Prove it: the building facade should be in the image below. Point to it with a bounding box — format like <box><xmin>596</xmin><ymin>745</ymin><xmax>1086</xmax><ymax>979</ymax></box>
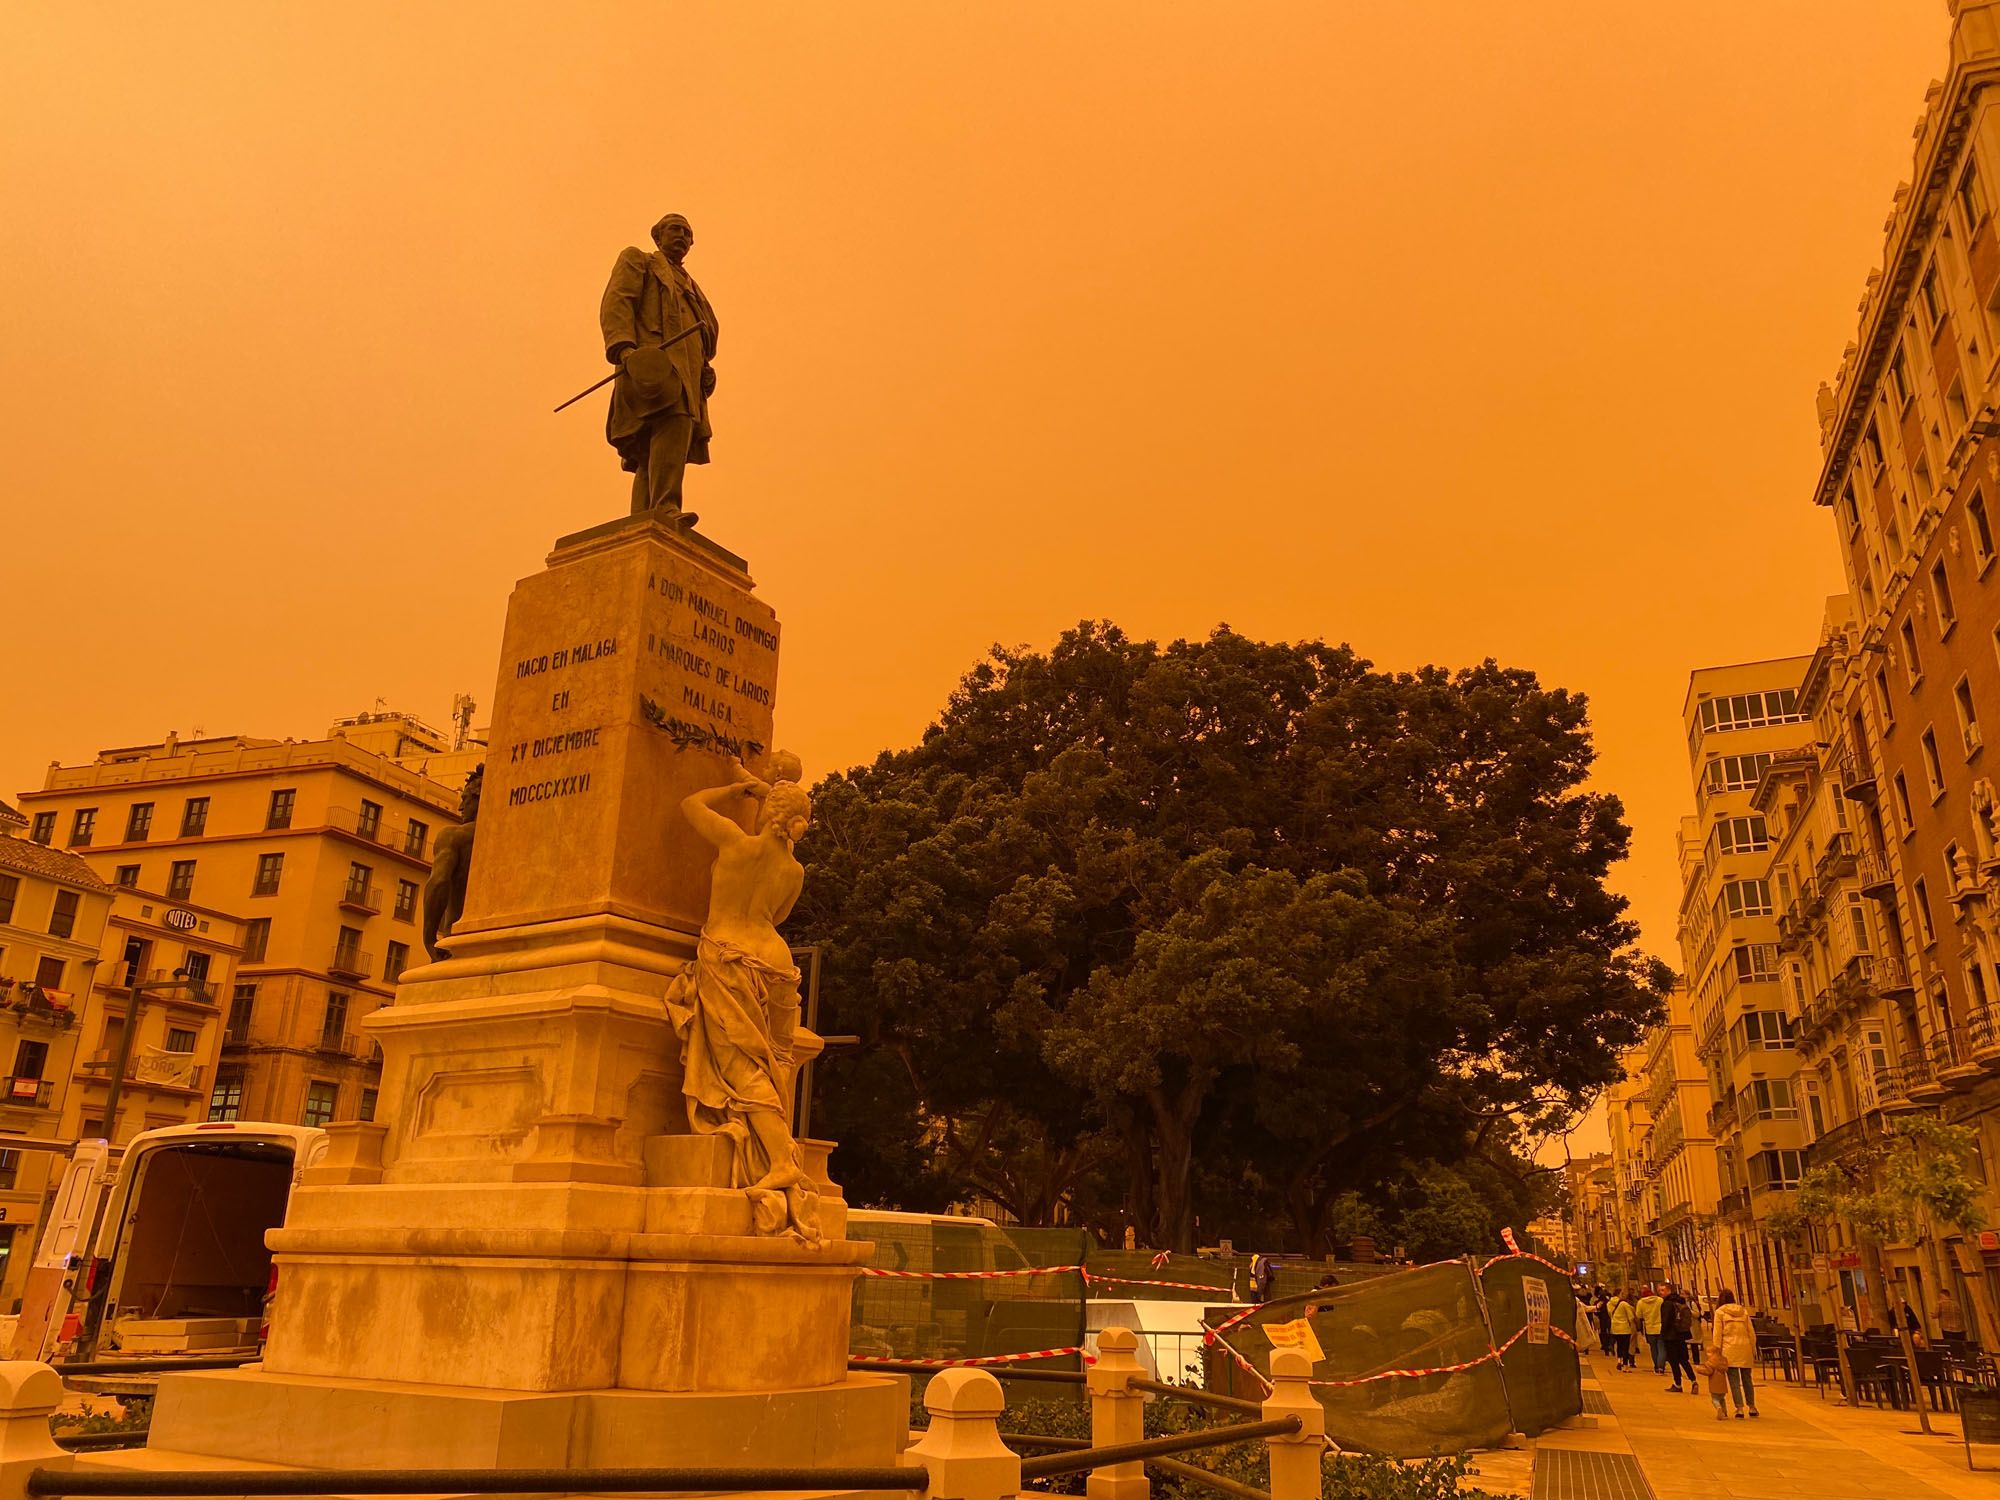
<box><xmin>1634</xmin><ymin>986</ymin><xmax>1721</xmax><ymax>1297</ymax></box>
<box><xmin>1798</xmin><ymin>0</ymin><xmax>2000</xmax><ymax>1338</ymax></box>
<box><xmin>1676</xmin><ymin>659</ymin><xmax>1816</xmax><ymax>1315</ymax></box>
<box><xmin>0</xmin><ymin>801</ymin><xmax>109</xmax><ymax>1308</ymax></box>
<box><xmin>15</xmin><ymin>726</ymin><xmax>462</xmax><ymax>1132</ymax></box>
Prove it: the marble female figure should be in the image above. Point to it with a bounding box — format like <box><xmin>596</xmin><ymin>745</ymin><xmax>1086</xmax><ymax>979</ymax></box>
<box><xmin>662</xmin><ymin>757</ymin><xmax>820</xmax><ymax>1244</ymax></box>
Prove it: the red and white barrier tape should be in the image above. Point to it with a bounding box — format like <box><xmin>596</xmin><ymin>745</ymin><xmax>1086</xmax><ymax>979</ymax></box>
<box><xmin>859</xmin><ymin>1264</ymin><xmax>1078</xmax><ymax>1281</ymax></box>
<box><xmin>850</xmin><ymin>1346</ymin><xmax>1091</xmax><ymax>1367</ymax></box>
<box><xmin>1305</xmin><ymin>1327</ymin><xmax>1526</xmax><ymax>1389</ymax></box>
<box><xmin>1082</xmin><ymin>1270</ymin><xmax>1234</xmax><ymax>1294</ymax></box>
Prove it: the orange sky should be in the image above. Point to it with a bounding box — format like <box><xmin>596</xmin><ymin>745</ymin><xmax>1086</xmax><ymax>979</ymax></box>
<box><xmin>0</xmin><ymin>3</ymin><xmax>1951</xmax><ymax>986</ymax></box>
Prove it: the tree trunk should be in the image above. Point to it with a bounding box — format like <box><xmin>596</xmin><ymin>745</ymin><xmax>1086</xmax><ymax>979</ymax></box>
<box><xmin>1859</xmin><ymin>1240</ymin><xmax>1893</xmax><ymax>1331</ymax></box>
<box><xmin>1153</xmin><ymin>1110</ymin><xmax>1196</xmax><ymax>1253</ymax></box>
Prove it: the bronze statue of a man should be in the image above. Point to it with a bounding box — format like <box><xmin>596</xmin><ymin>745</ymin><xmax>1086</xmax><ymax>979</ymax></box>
<box><xmin>600</xmin><ymin>213</ymin><xmax>719</xmax><ymax>524</ymax></box>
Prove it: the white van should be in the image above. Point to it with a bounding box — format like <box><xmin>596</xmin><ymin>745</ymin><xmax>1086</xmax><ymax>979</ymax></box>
<box><xmin>12</xmin><ymin>1121</ymin><xmax>326</xmax><ymax>1368</ymax></box>
<box><xmin>847</xmin><ymin>1210</ymin><xmax>1079</xmax><ymax>1363</ymax></box>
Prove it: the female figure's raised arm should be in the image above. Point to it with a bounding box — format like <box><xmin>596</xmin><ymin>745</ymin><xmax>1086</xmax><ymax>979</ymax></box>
<box><xmin>680</xmin><ymin>776</ymin><xmax>757</xmax><ymax>848</ymax></box>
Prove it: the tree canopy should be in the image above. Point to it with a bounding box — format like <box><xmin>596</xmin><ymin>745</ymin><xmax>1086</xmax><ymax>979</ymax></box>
<box><xmin>794</xmin><ymin>621</ymin><xmax>1668</xmax><ymax>1251</ymax></box>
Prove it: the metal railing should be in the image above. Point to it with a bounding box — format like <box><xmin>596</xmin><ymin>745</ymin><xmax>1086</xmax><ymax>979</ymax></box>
<box><xmin>1869</xmin><ymin>954</ymin><xmax>1914</xmax><ymax>993</ymax></box>
<box><xmin>328</xmin><ymin>945</ymin><xmax>373</xmax><ymax>978</ymax></box>
<box><xmin>1</xmin><ymin>1077</ymin><xmax>52</xmax><ymax>1107</ymax></box>
<box><xmin>340</xmin><ymin>881</ymin><xmax>381</xmax><ymax>913</ymax></box>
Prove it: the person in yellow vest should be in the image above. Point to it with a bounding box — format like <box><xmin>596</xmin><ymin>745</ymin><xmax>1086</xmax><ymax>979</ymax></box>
<box><xmin>1635</xmin><ymin>1284</ymin><xmax>1666</xmax><ymax>1373</ymax></box>
<box><xmin>1607</xmin><ymin>1290</ymin><xmax>1637</xmax><ymax>1369</ymax></box>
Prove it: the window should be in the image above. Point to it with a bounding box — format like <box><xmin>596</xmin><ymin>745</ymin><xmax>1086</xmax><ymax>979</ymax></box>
<box><xmin>1902</xmin><ymin>617</ymin><xmax>1923</xmax><ymax>686</ymax></box>
<box><xmin>1933</xmin><ymin>560</ymin><xmax>1958</xmax><ymax>633</ymax></box>
<box><xmin>1917</xmin><ymin>877</ymin><xmax>1938</xmax><ymax>946</ymax></box>
<box><xmin>1748</xmin><ymin>1148</ymin><xmax>1805</xmax><ymax>1191</ymax></box>
<box><xmin>1866</xmin><ymin>418</ymin><xmax>1887</xmax><ymax>473</ymax></box>
<box><xmin>0</xmin><ymin>875</ymin><xmax>15</xmax><ymax>925</ymax></box>
<box><xmin>48</xmin><ymin>891</ymin><xmax>78</xmax><ymax>940</ymax></box>
<box><xmin>405</xmin><ymin>819</ymin><xmax>429</xmax><ymax>858</ymax></box>
<box><xmin>119</xmin><ymin>937</ymin><xmax>149</xmax><ymax>986</ymax></box>
<box><xmin>1950</xmin><ymin>377</ymin><xmax>1971</xmax><ymax>434</ymax></box>
<box><xmin>12</xmin><ymin>1041</ymin><xmax>47</xmax><ymax>1081</ymax></box>
<box><xmin>243</xmin><ymin>917</ymin><xmax>270</xmax><ymax>963</ymax></box>
<box><xmin>124</xmin><ymin>803</ymin><xmax>153</xmax><ymax>842</ymax></box>
<box><xmin>1746</xmin><ymin>1078</ymin><xmax>1798</xmax><ymax>1121</ymax></box>
<box><xmin>1923</xmin><ymin>726</ymin><xmax>1947</xmax><ymax>800</ymax></box>
<box><xmin>345</xmin><ymin>862</ymin><xmax>373</xmax><ymax>906</ymax></box>
<box><xmin>209</xmin><ymin>1067</ymin><xmax>245</xmax><ymax>1122</ymax></box>
<box><xmin>1742</xmin><ymin>1012</ymin><xmax>1797</xmax><ymax>1050</ymax></box>
<box><xmin>181</xmin><ymin>950</ymin><xmax>211</xmax><ymax>991</ymax></box>
<box><xmin>1841</xmin><ymin>483</ymin><xmax>1862</xmax><ymax>535</ymax></box>
<box><xmin>1889</xmin><ymin>346</ymin><xmax>1911</xmax><ymax>408</ymax></box>
<box><xmin>267</xmin><ymin>789</ymin><xmax>295</xmax><ymax>830</ymax></box>
<box><xmin>1732</xmin><ymin>944</ymin><xmax>1780</xmax><ymax>984</ymax></box>
<box><xmin>1717</xmin><ymin>879</ymin><xmax>1773</xmax><ymax>923</ymax></box>
<box><xmin>1849</xmin><ymin>894</ymin><xmax>1873</xmax><ymax>952</ymax></box>
<box><xmin>322</xmin><ymin>991</ymin><xmax>350</xmax><ymax>1050</ymax></box>
<box><xmin>393</xmin><ymin>879</ymin><xmax>418</xmax><ymax>923</ymax></box>
<box><xmin>165</xmin><ymin>1027</ymin><xmax>197</xmax><ymax>1054</ymax></box>
<box><xmin>180</xmin><ymin>797</ymin><xmax>209</xmax><ymax>838</ymax></box>
<box><xmin>113</xmin><ymin>865</ymin><xmax>139</xmax><ymax>887</ymax></box>
<box><xmin>1704</xmin><ymin>754</ymin><xmax>1773</xmax><ymax>798</ymax></box>
<box><xmin>356</xmin><ymin>800</ymin><xmax>383</xmax><ymax>842</ymax></box>
<box><xmin>1922</xmin><ymin>265</ymin><xmax>1946</xmax><ymax>329</ymax></box>
<box><xmin>28</xmin><ymin>813</ymin><xmax>53</xmax><ymax>846</ymax></box>
<box><xmin>252</xmin><ymin>853</ymin><xmax>284</xmax><ymax>896</ymax></box>
<box><xmin>69</xmin><ymin>808</ymin><xmax>96</xmax><ymax>847</ymax></box>
<box><xmin>1694</xmin><ymin>690</ymin><xmax>1804</xmax><ymax>742</ymax></box>
<box><xmin>1894</xmin><ymin>771</ymin><xmax>1916</xmax><ymax>835</ymax></box>
<box><xmin>166</xmin><ymin>860</ymin><xmax>195</xmax><ymax>900</ymax></box>
<box><xmin>1876</xmin><ymin>667</ymin><xmax>1896</xmax><ymax>731</ymax></box>
<box><xmin>1957</xmin><ymin>677</ymin><xmax>1982</xmax><ymax>758</ymax></box>
<box><xmin>34</xmin><ymin>957</ymin><xmax>63</xmax><ymax>991</ymax></box>
<box><xmin>384</xmin><ymin>941</ymin><xmax>409</xmax><ymax>983</ymax></box>
<box><xmin>1973</xmin><ymin>491</ymin><xmax>1996</xmax><ymax>568</ymax></box>
<box><xmin>333</xmin><ymin>927</ymin><xmax>364</xmax><ymax>973</ymax></box>
<box><xmin>302</xmin><ymin>1080</ymin><xmax>338</xmax><ymax>1128</ymax></box>
<box><xmin>1713</xmin><ymin>816</ymin><xmax>1772</xmax><ymax>857</ymax></box>
<box><xmin>227</xmin><ymin>984</ymin><xmax>255</xmax><ymax>1042</ymax></box>
<box><xmin>359</xmin><ymin>1089</ymin><xmax>378</xmax><ymax>1122</ymax></box>
<box><xmin>1962</xmin><ymin>155</ymin><xmax>1991</xmax><ymax>235</ymax></box>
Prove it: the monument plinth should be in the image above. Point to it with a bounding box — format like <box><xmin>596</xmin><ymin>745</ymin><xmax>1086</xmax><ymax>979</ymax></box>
<box><xmin>113</xmin><ymin>517</ymin><xmax>907</xmax><ymax>1483</ymax></box>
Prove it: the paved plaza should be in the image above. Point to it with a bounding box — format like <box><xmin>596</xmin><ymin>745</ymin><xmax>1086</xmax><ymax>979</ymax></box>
<box><xmin>1522</xmin><ymin>1351</ymin><xmax>2000</xmax><ymax>1500</ymax></box>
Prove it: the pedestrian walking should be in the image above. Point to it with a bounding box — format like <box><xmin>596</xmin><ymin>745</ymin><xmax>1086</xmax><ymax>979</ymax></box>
<box><xmin>1699</xmin><ymin>1334</ymin><xmax>1732</xmax><ymax>1420</ymax></box>
<box><xmin>1709</xmin><ymin>1289</ymin><xmax>1758</xmax><ymax>1418</ymax></box>
<box><xmin>1593</xmin><ymin>1286</ymin><xmax>1614</xmax><ymax>1354</ymax></box>
<box><xmin>1939</xmin><ymin>1286</ymin><xmax>1967</xmax><ymax>1341</ymax></box>
<box><xmin>1609</xmin><ymin>1290</ymin><xmax>1636</xmax><ymax>1369</ymax></box>
<box><xmin>1662</xmin><ymin>1286</ymin><xmax>1699</xmax><ymax>1393</ymax></box>
<box><xmin>1636</xmin><ymin>1284</ymin><xmax>1666</xmax><ymax>1373</ymax></box>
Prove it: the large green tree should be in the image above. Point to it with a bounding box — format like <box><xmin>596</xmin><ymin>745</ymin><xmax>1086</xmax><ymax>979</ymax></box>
<box><xmin>794</xmin><ymin>622</ymin><xmax>1667</xmax><ymax>1250</ymax></box>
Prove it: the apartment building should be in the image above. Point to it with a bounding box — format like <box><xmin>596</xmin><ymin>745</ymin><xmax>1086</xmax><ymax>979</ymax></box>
<box><xmin>1802</xmin><ymin>0</ymin><xmax>2000</xmax><ymax>1332</ymax></box>
<box><xmin>1634</xmin><ymin>986</ymin><xmax>1720</xmax><ymax>1296</ymax></box>
<box><xmin>15</xmin><ymin>725</ymin><xmax>462</xmax><ymax>1131</ymax></box>
<box><xmin>1602</xmin><ymin>1054</ymin><xmax>1655</xmax><ymax>1290</ymax></box>
<box><xmin>1676</xmin><ymin>659</ymin><xmax>1816</xmax><ymax>1315</ymax></box>
<box><xmin>0</xmin><ymin>801</ymin><xmax>108</xmax><ymax>1308</ymax></box>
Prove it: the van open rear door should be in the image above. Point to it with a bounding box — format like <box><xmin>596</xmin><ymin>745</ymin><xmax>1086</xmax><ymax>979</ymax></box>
<box><xmin>10</xmin><ymin>1140</ymin><xmax>110</xmax><ymax>1360</ymax></box>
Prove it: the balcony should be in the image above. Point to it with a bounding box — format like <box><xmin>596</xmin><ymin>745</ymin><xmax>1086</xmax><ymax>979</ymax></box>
<box><xmin>1974</xmin><ymin>1007</ymin><xmax>2000</xmax><ymax>1070</ymax></box>
<box><xmin>1708</xmin><ymin>1093</ymin><xmax>1738</xmax><ymax>1133</ymax></box>
<box><xmin>1856</xmin><ymin>853</ymin><xmax>1896</xmax><ymax>898</ymax></box>
<box><xmin>0</xmin><ymin>981</ymin><xmax>77</xmax><ymax>1029</ymax></box>
<box><xmin>0</xmin><ymin>1077</ymin><xmax>52</xmax><ymax>1108</ymax></box>
<box><xmin>315</xmin><ymin>1030</ymin><xmax>359</xmax><ymax>1057</ymax></box>
<box><xmin>1868</xmin><ymin>954</ymin><xmax>1915</xmax><ymax>995</ymax></box>
<box><xmin>1807</xmin><ymin>1116</ymin><xmax>1871</xmax><ymax>1167</ymax></box>
<box><xmin>1873</xmin><ymin>1065</ymin><xmax>1920</xmax><ymax>1113</ymax></box>
<box><xmin>327</xmin><ymin>944</ymin><xmax>373</xmax><ymax>980</ymax></box>
<box><xmin>1816</xmin><ymin>831</ymin><xmax>1858</xmax><ymax>882</ymax></box>
<box><xmin>1717</xmin><ymin>1188</ymin><xmax>1750</xmax><ymax>1218</ymax></box>
<box><xmin>1837</xmin><ymin>751</ymin><xmax>1878</xmax><ymax>801</ymax></box>
<box><xmin>1934</xmin><ymin>1025</ymin><xmax>1985</xmax><ymax>1087</ymax></box>
<box><xmin>339</xmin><ymin>880</ymin><xmax>381</xmax><ymax>914</ymax></box>
<box><xmin>1907</xmin><ymin>1048</ymin><xmax>1947</xmax><ymax>1103</ymax></box>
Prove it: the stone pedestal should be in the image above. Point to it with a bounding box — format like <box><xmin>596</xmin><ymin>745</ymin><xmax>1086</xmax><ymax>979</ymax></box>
<box><xmin>112</xmin><ymin>517</ymin><xmax>906</xmax><ymax>1487</ymax></box>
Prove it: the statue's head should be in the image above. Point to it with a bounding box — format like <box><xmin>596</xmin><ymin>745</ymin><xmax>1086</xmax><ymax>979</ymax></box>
<box><xmin>762</xmin><ymin>778</ymin><xmax>811</xmax><ymax>844</ymax></box>
<box><xmin>460</xmin><ymin>764</ymin><xmax>484</xmax><ymax>820</ymax></box>
<box><xmin>652</xmin><ymin>213</ymin><xmax>694</xmax><ymax>265</ymax></box>
<box><xmin>764</xmin><ymin>748</ymin><xmax>803</xmax><ymax>786</ymax></box>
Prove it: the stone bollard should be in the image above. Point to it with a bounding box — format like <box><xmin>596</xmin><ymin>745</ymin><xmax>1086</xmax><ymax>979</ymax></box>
<box><xmin>905</xmin><ymin>1368</ymin><xmax>1020</xmax><ymax>1500</ymax></box>
<box><xmin>1086</xmin><ymin>1329</ymin><xmax>1148</xmax><ymax>1500</ymax></box>
<box><xmin>1261</xmin><ymin>1348</ymin><xmax>1327</xmax><ymax>1500</ymax></box>
<box><xmin>0</xmin><ymin>1363</ymin><xmax>72</xmax><ymax>1500</ymax></box>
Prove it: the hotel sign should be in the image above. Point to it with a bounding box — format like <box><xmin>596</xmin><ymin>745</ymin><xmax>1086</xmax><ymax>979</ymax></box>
<box><xmin>162</xmin><ymin>908</ymin><xmax>198</xmax><ymax>931</ymax></box>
